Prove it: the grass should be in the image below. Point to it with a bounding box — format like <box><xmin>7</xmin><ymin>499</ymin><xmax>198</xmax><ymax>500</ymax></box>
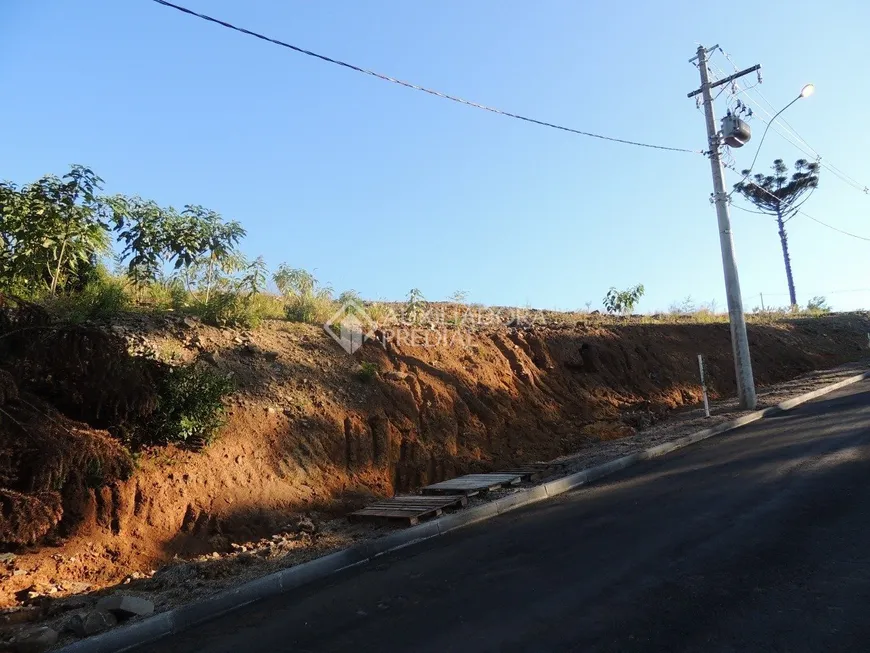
<box><xmin>26</xmin><ymin>269</ymin><xmax>855</xmax><ymax>335</ymax></box>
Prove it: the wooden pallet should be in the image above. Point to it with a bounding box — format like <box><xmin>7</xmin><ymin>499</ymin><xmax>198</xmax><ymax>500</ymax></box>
<box><xmin>348</xmin><ymin>494</ymin><xmax>468</xmax><ymax>526</ymax></box>
<box><xmin>421</xmin><ymin>473</ymin><xmax>523</xmax><ymax>497</ymax></box>
<box><xmin>496</xmin><ymin>463</ymin><xmax>563</xmax><ymax>483</ymax></box>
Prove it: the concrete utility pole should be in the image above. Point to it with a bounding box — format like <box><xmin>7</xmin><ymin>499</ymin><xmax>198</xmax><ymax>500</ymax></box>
<box><xmin>688</xmin><ymin>45</ymin><xmax>758</xmax><ymax>409</ymax></box>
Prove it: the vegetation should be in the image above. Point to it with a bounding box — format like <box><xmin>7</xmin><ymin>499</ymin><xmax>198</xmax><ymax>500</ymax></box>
<box><xmin>603</xmin><ymin>284</ymin><xmax>645</xmax><ymax>315</ymax></box>
<box><xmin>0</xmin><ymin>164</ymin><xmax>849</xmax><ymax>338</ymax></box>
<box><xmin>733</xmin><ymin>158</ymin><xmax>820</xmax><ymax>308</ymax></box>
<box><xmin>806</xmin><ymin>295</ymin><xmax>831</xmax><ymax>315</ymax></box>
<box><xmin>150</xmin><ymin>364</ymin><xmax>234</xmax><ymax>447</ymax></box>
<box><xmin>448</xmin><ymin>290</ymin><xmax>469</xmax><ymax>303</ymax></box>
<box><xmin>355</xmin><ymin>361</ymin><xmax>379</xmax><ymax>383</ymax></box>
<box><xmin>404</xmin><ymin>288</ymin><xmax>428</xmax><ymax>325</ymax></box>
<box><xmin>274</xmin><ymin>265</ymin><xmax>335</xmax><ymax>324</ymax></box>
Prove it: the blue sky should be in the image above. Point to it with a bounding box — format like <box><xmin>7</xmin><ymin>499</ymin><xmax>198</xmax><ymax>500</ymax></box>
<box><xmin>3</xmin><ymin>0</ymin><xmax>869</xmax><ymax>311</ymax></box>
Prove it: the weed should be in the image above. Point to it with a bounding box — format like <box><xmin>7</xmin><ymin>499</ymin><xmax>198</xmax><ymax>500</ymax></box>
<box><xmin>45</xmin><ymin>272</ymin><xmax>131</xmax><ymax>323</ymax></box>
<box><xmin>274</xmin><ymin>265</ymin><xmax>336</xmax><ymax>324</ymax></box>
<box><xmin>447</xmin><ymin>290</ymin><xmax>469</xmax><ymax>304</ymax></box>
<box><xmin>806</xmin><ymin>296</ymin><xmax>831</xmax><ymax>315</ymax></box>
<box><xmin>355</xmin><ymin>361</ymin><xmax>378</xmax><ymax>382</ymax></box>
<box><xmin>365</xmin><ymin>301</ymin><xmax>394</xmax><ymax>327</ymax></box>
<box><xmin>404</xmin><ymin>288</ymin><xmax>428</xmax><ymax>325</ymax></box>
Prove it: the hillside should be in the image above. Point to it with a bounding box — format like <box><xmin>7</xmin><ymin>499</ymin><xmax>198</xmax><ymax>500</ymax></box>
<box><xmin>1</xmin><ymin>308</ymin><xmax>869</xmax><ymax>610</ymax></box>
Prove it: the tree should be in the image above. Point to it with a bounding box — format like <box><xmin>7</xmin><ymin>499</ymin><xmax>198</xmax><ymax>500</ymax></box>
<box><xmin>0</xmin><ymin>165</ymin><xmax>112</xmax><ymax>296</ymax></box>
<box><xmin>110</xmin><ymin>200</ymin><xmax>246</xmax><ymax>299</ymax></box>
<box><xmin>733</xmin><ymin>158</ymin><xmax>819</xmax><ymax>308</ymax></box>
<box><xmin>109</xmin><ymin>195</ymin><xmax>178</xmax><ymax>284</ymax></box>
<box><xmin>179</xmin><ymin>205</ymin><xmax>246</xmax><ymax>302</ymax></box>
<box><xmin>603</xmin><ymin>284</ymin><xmax>645</xmax><ymax>315</ymax></box>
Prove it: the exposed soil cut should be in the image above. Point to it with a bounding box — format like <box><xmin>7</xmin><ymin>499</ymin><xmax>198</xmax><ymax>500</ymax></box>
<box><xmin>1</xmin><ymin>309</ymin><xmax>869</xmax><ymax>617</ymax></box>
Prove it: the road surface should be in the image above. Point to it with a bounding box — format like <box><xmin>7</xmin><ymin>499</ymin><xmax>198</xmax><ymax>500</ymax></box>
<box><xmin>135</xmin><ymin>380</ymin><xmax>870</xmax><ymax>653</ymax></box>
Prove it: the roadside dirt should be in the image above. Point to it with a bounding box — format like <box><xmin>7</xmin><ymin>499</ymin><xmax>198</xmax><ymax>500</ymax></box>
<box><xmin>1</xmin><ymin>310</ymin><xmax>869</xmax><ymax>646</ymax></box>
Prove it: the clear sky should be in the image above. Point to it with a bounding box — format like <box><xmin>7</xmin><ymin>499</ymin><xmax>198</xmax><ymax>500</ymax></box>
<box><xmin>3</xmin><ymin>0</ymin><xmax>869</xmax><ymax>312</ymax></box>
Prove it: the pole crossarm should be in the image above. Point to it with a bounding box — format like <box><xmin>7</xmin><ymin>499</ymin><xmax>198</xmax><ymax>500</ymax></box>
<box><xmin>688</xmin><ymin>64</ymin><xmax>761</xmax><ymax>98</ymax></box>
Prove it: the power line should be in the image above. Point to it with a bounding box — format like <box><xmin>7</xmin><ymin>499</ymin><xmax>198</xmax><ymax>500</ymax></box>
<box><xmin>730</xmin><ymin>202</ymin><xmax>772</xmax><ymax>216</ymax></box>
<box><xmin>150</xmin><ymin>0</ymin><xmax>699</xmax><ymax>154</ymax></box>
<box><xmin>723</xmin><ymin>160</ymin><xmax>870</xmax><ymax>241</ymax></box>
<box><xmin>799</xmin><ymin>210</ymin><xmax>870</xmax><ymax>242</ymax></box>
<box><xmin>717</xmin><ymin>49</ymin><xmax>870</xmax><ymax>196</ymax></box>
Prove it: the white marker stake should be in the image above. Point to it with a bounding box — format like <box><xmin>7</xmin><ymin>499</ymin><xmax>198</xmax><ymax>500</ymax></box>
<box><xmin>698</xmin><ymin>354</ymin><xmax>711</xmax><ymax>418</ymax></box>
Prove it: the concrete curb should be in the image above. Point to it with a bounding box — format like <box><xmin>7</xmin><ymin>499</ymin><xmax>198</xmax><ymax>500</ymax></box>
<box><xmin>59</xmin><ymin>369</ymin><xmax>870</xmax><ymax>652</ymax></box>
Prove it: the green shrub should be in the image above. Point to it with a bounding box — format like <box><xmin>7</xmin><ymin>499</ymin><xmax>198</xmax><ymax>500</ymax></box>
<box><xmin>355</xmin><ymin>361</ymin><xmax>378</xmax><ymax>382</ymax></box>
<box><xmin>365</xmin><ymin>301</ymin><xmax>394</xmax><ymax>327</ymax></box>
<box><xmin>273</xmin><ymin>265</ymin><xmax>335</xmax><ymax>324</ymax></box>
<box><xmin>403</xmin><ymin>288</ymin><xmax>427</xmax><ymax>325</ymax></box>
<box><xmin>151</xmin><ymin>364</ymin><xmax>234</xmax><ymax>446</ymax></box>
<box><xmin>45</xmin><ymin>273</ymin><xmax>131</xmax><ymax>323</ymax></box>
<box><xmin>604</xmin><ymin>284</ymin><xmax>645</xmax><ymax>316</ymax></box>
<box><xmin>250</xmin><ymin>292</ymin><xmax>286</xmax><ymax>320</ymax></box>
<box><xmin>284</xmin><ymin>294</ymin><xmax>336</xmax><ymax>325</ymax></box>
<box><xmin>806</xmin><ymin>296</ymin><xmax>831</xmax><ymax>315</ymax></box>
<box><xmin>134</xmin><ymin>279</ymin><xmax>190</xmax><ymax>311</ymax></box>
<box><xmin>193</xmin><ymin>291</ymin><xmax>285</xmax><ymax>329</ymax></box>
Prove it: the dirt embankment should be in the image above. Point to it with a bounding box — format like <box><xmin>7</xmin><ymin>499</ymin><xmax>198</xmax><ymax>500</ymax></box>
<box><xmin>1</xmin><ymin>311</ymin><xmax>869</xmax><ymax>607</ymax></box>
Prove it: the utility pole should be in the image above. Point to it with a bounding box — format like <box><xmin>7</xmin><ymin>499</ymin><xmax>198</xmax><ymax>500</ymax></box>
<box><xmin>688</xmin><ymin>45</ymin><xmax>758</xmax><ymax>409</ymax></box>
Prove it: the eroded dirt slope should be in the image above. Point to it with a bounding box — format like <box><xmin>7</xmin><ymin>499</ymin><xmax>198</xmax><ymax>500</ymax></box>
<box><xmin>1</xmin><ymin>312</ymin><xmax>868</xmax><ymax>607</ymax></box>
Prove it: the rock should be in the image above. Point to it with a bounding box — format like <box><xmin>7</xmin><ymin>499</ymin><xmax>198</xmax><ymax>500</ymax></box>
<box><xmin>296</xmin><ymin>516</ymin><xmax>316</xmax><ymax>535</ymax></box>
<box><xmin>110</xmin><ymin>325</ymin><xmax>126</xmax><ymax>336</ymax></box>
<box><xmin>182</xmin><ymin>316</ymin><xmax>199</xmax><ymax>329</ymax></box>
<box><xmin>201</xmin><ymin>351</ymin><xmax>220</xmax><ymax>366</ymax></box>
<box><xmin>0</xmin><ymin>553</ymin><xmax>16</xmax><ymax>564</ymax></box>
<box><xmin>66</xmin><ymin>609</ymin><xmax>117</xmax><ymax>637</ymax></box>
<box><xmin>10</xmin><ymin>626</ymin><xmax>58</xmax><ymax>653</ymax></box>
<box><xmin>266</xmin><ymin>406</ymin><xmax>276</xmax><ymax>415</ymax></box>
<box><xmin>13</xmin><ymin>587</ymin><xmax>39</xmax><ymax>603</ymax></box>
<box><xmin>95</xmin><ymin>595</ymin><xmax>154</xmax><ymax>620</ymax></box>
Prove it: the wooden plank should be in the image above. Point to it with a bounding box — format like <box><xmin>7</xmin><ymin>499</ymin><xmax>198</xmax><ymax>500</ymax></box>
<box><xmin>348</xmin><ymin>494</ymin><xmax>467</xmax><ymax>525</ymax></box>
<box><xmin>420</xmin><ymin>473</ymin><xmax>524</xmax><ymax>496</ymax></box>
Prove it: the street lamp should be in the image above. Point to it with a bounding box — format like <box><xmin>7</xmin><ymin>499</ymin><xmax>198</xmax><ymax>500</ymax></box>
<box><xmin>748</xmin><ymin>84</ymin><xmax>815</xmax><ymax>173</ymax></box>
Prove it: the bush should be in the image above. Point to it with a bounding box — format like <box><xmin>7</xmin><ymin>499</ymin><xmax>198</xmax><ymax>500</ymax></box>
<box><xmin>604</xmin><ymin>284</ymin><xmax>645</xmax><ymax>315</ymax></box>
<box><xmin>192</xmin><ymin>291</ymin><xmax>286</xmax><ymax>329</ymax></box>
<box><xmin>45</xmin><ymin>273</ymin><xmax>131</xmax><ymax>323</ymax></box>
<box><xmin>403</xmin><ymin>288</ymin><xmax>427</xmax><ymax>325</ymax></box>
<box><xmin>355</xmin><ymin>361</ymin><xmax>378</xmax><ymax>382</ymax></box>
<box><xmin>151</xmin><ymin>364</ymin><xmax>234</xmax><ymax>446</ymax></box>
<box><xmin>273</xmin><ymin>265</ymin><xmax>336</xmax><ymax>324</ymax></box>
<box><xmin>134</xmin><ymin>279</ymin><xmax>190</xmax><ymax>311</ymax></box>
<box><xmin>365</xmin><ymin>301</ymin><xmax>394</xmax><ymax>327</ymax></box>
<box><xmin>806</xmin><ymin>296</ymin><xmax>831</xmax><ymax>315</ymax></box>
<box><xmin>284</xmin><ymin>294</ymin><xmax>336</xmax><ymax>325</ymax></box>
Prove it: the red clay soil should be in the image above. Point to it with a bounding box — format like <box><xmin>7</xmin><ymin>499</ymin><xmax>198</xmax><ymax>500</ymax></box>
<box><xmin>1</xmin><ymin>312</ymin><xmax>868</xmax><ymax>607</ymax></box>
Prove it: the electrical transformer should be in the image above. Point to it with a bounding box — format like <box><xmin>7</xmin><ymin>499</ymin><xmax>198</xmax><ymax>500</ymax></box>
<box><xmin>721</xmin><ymin>113</ymin><xmax>751</xmax><ymax>148</ymax></box>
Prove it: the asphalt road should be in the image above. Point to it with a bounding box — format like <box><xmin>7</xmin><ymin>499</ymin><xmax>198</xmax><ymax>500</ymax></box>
<box><xmin>136</xmin><ymin>380</ymin><xmax>870</xmax><ymax>653</ymax></box>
